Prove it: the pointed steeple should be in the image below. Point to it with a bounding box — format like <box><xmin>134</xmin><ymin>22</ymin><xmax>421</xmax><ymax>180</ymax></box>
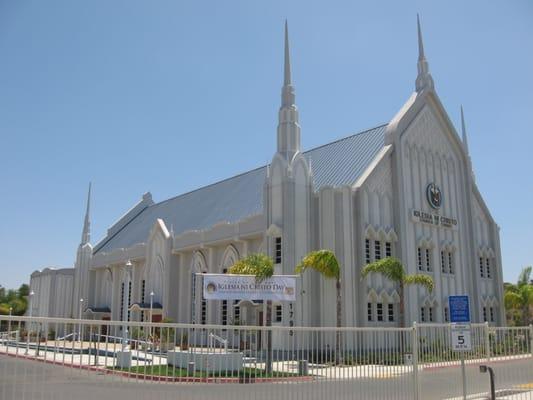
<box><xmin>284</xmin><ymin>20</ymin><xmax>291</xmax><ymax>86</ymax></box>
<box><xmin>81</xmin><ymin>182</ymin><xmax>91</xmax><ymax>245</ymax></box>
<box><xmin>460</xmin><ymin>105</ymin><xmax>469</xmax><ymax>154</ymax></box>
<box><xmin>277</xmin><ymin>20</ymin><xmax>301</xmax><ymax>158</ymax></box>
<box><xmin>415</xmin><ymin>14</ymin><xmax>434</xmax><ymax>92</ymax></box>
<box><xmin>281</xmin><ymin>20</ymin><xmax>296</xmax><ymax>107</ymax></box>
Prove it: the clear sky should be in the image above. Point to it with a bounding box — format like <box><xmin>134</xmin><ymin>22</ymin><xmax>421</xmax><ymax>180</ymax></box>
<box><xmin>0</xmin><ymin>0</ymin><xmax>532</xmax><ymax>289</ymax></box>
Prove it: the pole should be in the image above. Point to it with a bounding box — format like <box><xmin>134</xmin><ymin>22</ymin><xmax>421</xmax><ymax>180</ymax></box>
<box><xmin>8</xmin><ymin>307</ymin><xmax>12</xmax><ymax>338</ymax></box>
<box><xmin>461</xmin><ymin>352</ymin><xmax>467</xmax><ymax>400</ymax></box>
<box><xmin>484</xmin><ymin>321</ymin><xmax>491</xmax><ymax>362</ymax></box>
<box><xmin>122</xmin><ymin>260</ymin><xmax>132</xmax><ymax>351</ymax></box>
<box><xmin>150</xmin><ymin>292</ymin><xmax>154</xmax><ymax>339</ymax></box>
<box><xmin>529</xmin><ymin>324</ymin><xmax>533</xmax><ymax>358</ymax></box>
<box><xmin>265</xmin><ymin>300</ymin><xmax>272</xmax><ymax>374</ymax></box>
<box><xmin>488</xmin><ymin>367</ymin><xmax>495</xmax><ymax>400</ymax></box>
<box><xmin>79</xmin><ymin>298</ymin><xmax>84</xmax><ymax>342</ymax></box>
<box><xmin>412</xmin><ymin>322</ymin><xmax>420</xmax><ymax>400</ymax></box>
<box><xmin>479</xmin><ymin>365</ymin><xmax>496</xmax><ymax>400</ymax></box>
<box><xmin>25</xmin><ymin>291</ymin><xmax>34</xmax><ymax>355</ymax></box>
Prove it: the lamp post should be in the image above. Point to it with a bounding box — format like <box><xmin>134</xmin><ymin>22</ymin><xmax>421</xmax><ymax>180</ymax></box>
<box><xmin>25</xmin><ymin>290</ymin><xmax>34</xmax><ymax>355</ymax></box>
<box><xmin>8</xmin><ymin>307</ymin><xmax>12</xmax><ymax>344</ymax></box>
<box><xmin>149</xmin><ymin>291</ymin><xmax>154</xmax><ymax>338</ymax></box>
<box><xmin>78</xmin><ymin>298</ymin><xmax>84</xmax><ymax>342</ymax></box>
<box><xmin>122</xmin><ymin>260</ymin><xmax>132</xmax><ymax>350</ymax></box>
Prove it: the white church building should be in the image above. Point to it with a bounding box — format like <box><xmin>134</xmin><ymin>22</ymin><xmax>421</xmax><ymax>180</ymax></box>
<box><xmin>29</xmin><ymin>19</ymin><xmax>504</xmax><ymax>332</ymax></box>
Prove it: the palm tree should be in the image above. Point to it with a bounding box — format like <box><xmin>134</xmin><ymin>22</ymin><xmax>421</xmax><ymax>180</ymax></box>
<box><xmin>361</xmin><ymin>257</ymin><xmax>434</xmax><ymax>328</ymax></box>
<box><xmin>228</xmin><ymin>253</ymin><xmax>274</xmax><ymax>280</ymax></box>
<box><xmin>296</xmin><ymin>250</ymin><xmax>342</xmax><ymax>363</ymax></box>
<box><xmin>504</xmin><ymin>266</ymin><xmax>533</xmax><ymax>326</ymax></box>
<box><xmin>228</xmin><ymin>253</ymin><xmax>274</xmax><ymax>373</ymax></box>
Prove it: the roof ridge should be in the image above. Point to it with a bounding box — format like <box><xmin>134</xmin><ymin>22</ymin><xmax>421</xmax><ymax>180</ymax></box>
<box><xmin>154</xmin><ymin>165</ymin><xmax>267</xmax><ymax>207</ymax></box>
<box><xmin>153</xmin><ymin>123</ymin><xmax>387</xmax><ymax>208</ymax></box>
<box><xmin>303</xmin><ymin>123</ymin><xmax>388</xmax><ymax>154</ymax></box>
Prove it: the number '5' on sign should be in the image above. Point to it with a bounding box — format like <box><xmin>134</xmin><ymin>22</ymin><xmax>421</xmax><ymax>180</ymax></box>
<box><xmin>451</xmin><ymin>324</ymin><xmax>472</xmax><ymax>351</ymax></box>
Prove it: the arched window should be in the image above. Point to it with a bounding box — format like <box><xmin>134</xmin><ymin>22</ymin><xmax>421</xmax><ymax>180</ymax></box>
<box><xmin>221</xmin><ymin>245</ymin><xmax>239</xmax><ymax>271</ymax></box>
<box><xmin>191</xmin><ymin>251</ymin><xmax>208</xmax><ymax>324</ymax></box>
<box><xmin>145</xmin><ymin>256</ymin><xmax>164</xmax><ymax>305</ymax></box>
<box><xmin>102</xmin><ymin>268</ymin><xmax>113</xmax><ymax>307</ymax></box>
<box><xmin>221</xmin><ymin>246</ymin><xmax>239</xmax><ymax>326</ymax></box>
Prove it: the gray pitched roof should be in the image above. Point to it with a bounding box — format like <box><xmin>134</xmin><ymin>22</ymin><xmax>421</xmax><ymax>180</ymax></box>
<box><xmin>94</xmin><ymin>124</ymin><xmax>387</xmax><ymax>254</ymax></box>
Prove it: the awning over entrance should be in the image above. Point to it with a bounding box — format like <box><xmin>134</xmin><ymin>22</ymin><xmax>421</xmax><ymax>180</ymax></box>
<box><xmin>85</xmin><ymin>307</ymin><xmax>111</xmax><ymax>317</ymax></box>
<box><xmin>128</xmin><ymin>302</ymin><xmax>163</xmax><ymax>314</ymax></box>
<box><xmin>234</xmin><ymin>299</ymin><xmax>263</xmax><ymax>308</ymax></box>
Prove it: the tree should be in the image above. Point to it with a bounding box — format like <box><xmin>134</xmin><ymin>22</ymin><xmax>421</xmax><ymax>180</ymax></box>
<box><xmin>18</xmin><ymin>284</ymin><xmax>29</xmax><ymax>298</ymax></box>
<box><xmin>296</xmin><ymin>250</ymin><xmax>342</xmax><ymax>362</ymax></box>
<box><xmin>0</xmin><ymin>284</ymin><xmax>28</xmax><ymax>316</ymax></box>
<box><xmin>504</xmin><ymin>266</ymin><xmax>533</xmax><ymax>326</ymax></box>
<box><xmin>229</xmin><ymin>253</ymin><xmax>274</xmax><ymax>372</ymax></box>
<box><xmin>229</xmin><ymin>253</ymin><xmax>274</xmax><ymax>280</ymax></box>
<box><xmin>361</xmin><ymin>257</ymin><xmax>434</xmax><ymax>328</ymax></box>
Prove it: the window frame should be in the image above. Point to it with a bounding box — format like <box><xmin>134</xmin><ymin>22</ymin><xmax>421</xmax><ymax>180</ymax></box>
<box><xmin>448</xmin><ymin>252</ymin><xmax>454</xmax><ymax>274</ymax></box>
<box><xmin>376</xmin><ymin>302</ymin><xmax>383</xmax><ymax>322</ymax></box>
<box><xmin>425</xmin><ymin>248</ymin><xmax>432</xmax><ymax>272</ymax></box>
<box><xmin>374</xmin><ymin>241</ymin><xmax>382</xmax><ymax>261</ymax></box>
<box><xmin>388</xmin><ymin>303</ymin><xmax>394</xmax><ymax>322</ymax></box>
<box><xmin>275</xmin><ymin>305</ymin><xmax>283</xmax><ymax>323</ymax></box>
<box><xmin>275</xmin><ymin>237</ymin><xmax>282</xmax><ymax>264</ymax></box>
<box><xmin>365</xmin><ymin>239</ymin><xmax>371</xmax><ymax>264</ymax></box>
<box><xmin>385</xmin><ymin>242</ymin><xmax>392</xmax><ymax>258</ymax></box>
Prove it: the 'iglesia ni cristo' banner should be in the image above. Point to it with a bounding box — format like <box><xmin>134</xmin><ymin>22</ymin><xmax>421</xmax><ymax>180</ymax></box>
<box><xmin>202</xmin><ymin>274</ymin><xmax>297</xmax><ymax>301</ymax></box>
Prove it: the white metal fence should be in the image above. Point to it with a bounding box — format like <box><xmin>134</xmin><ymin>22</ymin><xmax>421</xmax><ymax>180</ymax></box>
<box><xmin>0</xmin><ymin>316</ymin><xmax>531</xmax><ymax>400</ymax></box>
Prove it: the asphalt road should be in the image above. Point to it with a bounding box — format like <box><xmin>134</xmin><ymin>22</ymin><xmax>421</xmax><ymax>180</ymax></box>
<box><xmin>1</xmin><ymin>355</ymin><xmax>531</xmax><ymax>400</ymax></box>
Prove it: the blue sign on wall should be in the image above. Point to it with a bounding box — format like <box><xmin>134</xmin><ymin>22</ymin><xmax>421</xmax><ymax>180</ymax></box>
<box><xmin>449</xmin><ymin>295</ymin><xmax>470</xmax><ymax>323</ymax></box>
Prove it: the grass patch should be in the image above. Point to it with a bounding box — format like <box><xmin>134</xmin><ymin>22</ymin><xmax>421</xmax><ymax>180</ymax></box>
<box><xmin>108</xmin><ymin>365</ymin><xmax>301</xmax><ymax>378</ymax></box>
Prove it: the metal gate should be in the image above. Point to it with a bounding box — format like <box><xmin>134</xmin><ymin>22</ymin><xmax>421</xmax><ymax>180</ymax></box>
<box><xmin>1</xmin><ymin>316</ymin><xmax>532</xmax><ymax>400</ymax></box>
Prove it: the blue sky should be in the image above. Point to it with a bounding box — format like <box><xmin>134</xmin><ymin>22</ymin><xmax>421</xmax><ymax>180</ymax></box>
<box><xmin>0</xmin><ymin>0</ymin><xmax>531</xmax><ymax>289</ymax></box>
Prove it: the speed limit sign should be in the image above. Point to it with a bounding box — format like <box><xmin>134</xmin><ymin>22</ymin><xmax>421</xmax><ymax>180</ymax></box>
<box><xmin>451</xmin><ymin>324</ymin><xmax>472</xmax><ymax>351</ymax></box>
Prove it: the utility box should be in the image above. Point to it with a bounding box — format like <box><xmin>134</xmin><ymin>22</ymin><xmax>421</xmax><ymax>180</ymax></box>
<box><xmin>116</xmin><ymin>351</ymin><xmax>132</xmax><ymax>368</ymax></box>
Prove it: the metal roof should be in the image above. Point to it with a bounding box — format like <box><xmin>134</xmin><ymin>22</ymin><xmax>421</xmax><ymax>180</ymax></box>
<box><xmin>94</xmin><ymin>124</ymin><xmax>387</xmax><ymax>254</ymax></box>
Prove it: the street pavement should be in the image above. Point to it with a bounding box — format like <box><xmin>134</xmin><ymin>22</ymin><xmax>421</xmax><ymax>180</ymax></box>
<box><xmin>1</xmin><ymin>354</ymin><xmax>531</xmax><ymax>400</ymax></box>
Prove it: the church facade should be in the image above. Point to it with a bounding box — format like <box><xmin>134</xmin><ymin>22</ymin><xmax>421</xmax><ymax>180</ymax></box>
<box><xmin>29</xmin><ymin>19</ymin><xmax>504</xmax><ymax>332</ymax></box>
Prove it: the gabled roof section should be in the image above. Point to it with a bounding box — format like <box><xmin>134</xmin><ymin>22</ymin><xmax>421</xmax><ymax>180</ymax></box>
<box><xmin>308</xmin><ymin>124</ymin><xmax>387</xmax><ymax>189</ymax></box>
<box><xmin>94</xmin><ymin>124</ymin><xmax>387</xmax><ymax>254</ymax></box>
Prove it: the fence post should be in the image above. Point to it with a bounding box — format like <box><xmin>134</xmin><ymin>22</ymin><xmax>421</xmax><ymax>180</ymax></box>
<box><xmin>484</xmin><ymin>322</ymin><xmax>491</xmax><ymax>362</ymax></box>
<box><xmin>412</xmin><ymin>322</ymin><xmax>420</xmax><ymax>400</ymax></box>
<box><xmin>529</xmin><ymin>324</ymin><xmax>533</xmax><ymax>358</ymax></box>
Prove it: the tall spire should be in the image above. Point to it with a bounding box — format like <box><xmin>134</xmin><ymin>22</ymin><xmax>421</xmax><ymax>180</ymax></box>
<box><xmin>81</xmin><ymin>182</ymin><xmax>91</xmax><ymax>245</ymax></box>
<box><xmin>415</xmin><ymin>14</ymin><xmax>434</xmax><ymax>92</ymax></box>
<box><xmin>277</xmin><ymin>20</ymin><xmax>300</xmax><ymax>157</ymax></box>
<box><xmin>281</xmin><ymin>20</ymin><xmax>296</xmax><ymax>108</ymax></box>
<box><xmin>284</xmin><ymin>20</ymin><xmax>291</xmax><ymax>86</ymax></box>
<box><xmin>460</xmin><ymin>105</ymin><xmax>469</xmax><ymax>154</ymax></box>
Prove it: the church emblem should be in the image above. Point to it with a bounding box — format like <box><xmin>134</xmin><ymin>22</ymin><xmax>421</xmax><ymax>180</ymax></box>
<box><xmin>206</xmin><ymin>282</ymin><xmax>217</xmax><ymax>294</ymax></box>
<box><xmin>426</xmin><ymin>183</ymin><xmax>442</xmax><ymax>209</ymax></box>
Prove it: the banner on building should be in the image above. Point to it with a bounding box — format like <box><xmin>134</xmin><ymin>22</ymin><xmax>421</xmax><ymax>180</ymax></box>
<box><xmin>202</xmin><ymin>274</ymin><xmax>297</xmax><ymax>301</ymax></box>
